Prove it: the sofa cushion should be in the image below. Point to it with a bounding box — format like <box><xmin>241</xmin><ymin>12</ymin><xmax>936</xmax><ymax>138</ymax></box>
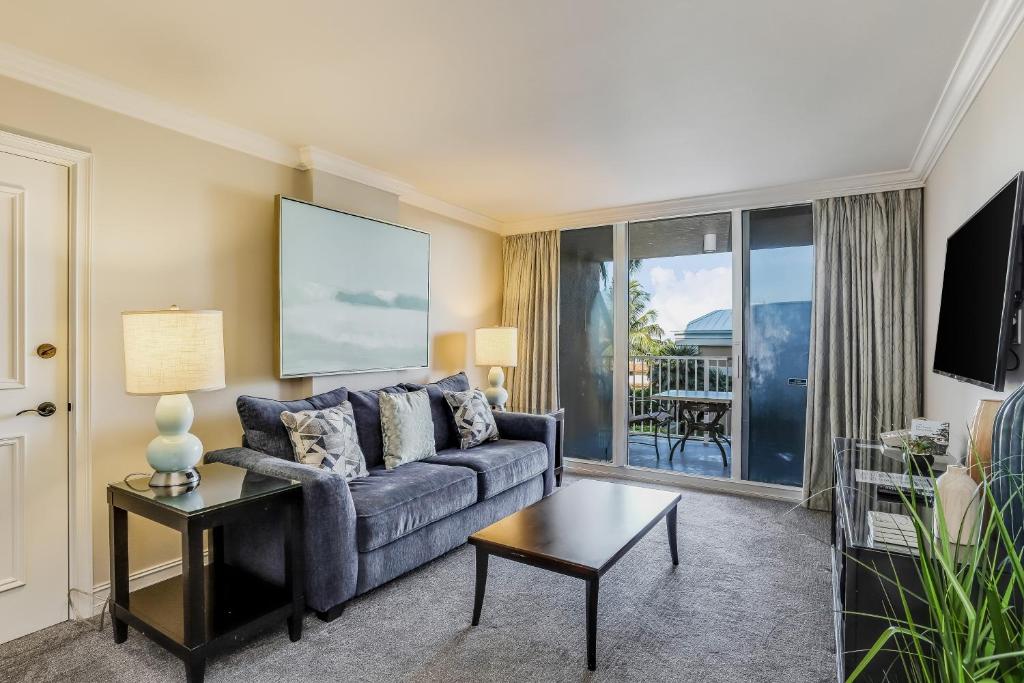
<box><xmin>237</xmin><ymin>387</ymin><xmax>349</xmax><ymax>460</ymax></box>
<box><xmin>402</xmin><ymin>372</ymin><xmax>471</xmax><ymax>452</ymax></box>
<box><xmin>426</xmin><ymin>439</ymin><xmax>548</xmax><ymax>500</ymax></box>
<box><xmin>347</xmin><ymin>385</ymin><xmax>407</xmax><ymax>469</ymax></box>
<box><xmin>346</xmin><ymin>462</ymin><xmax>477</xmax><ymax>552</ymax></box>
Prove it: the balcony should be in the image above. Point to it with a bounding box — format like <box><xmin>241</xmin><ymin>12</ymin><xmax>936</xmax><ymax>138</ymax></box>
<box><xmin>628</xmin><ymin>354</ymin><xmax>733</xmax><ymax>477</ymax></box>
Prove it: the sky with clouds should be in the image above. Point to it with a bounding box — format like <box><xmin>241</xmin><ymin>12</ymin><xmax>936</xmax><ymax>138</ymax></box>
<box><xmin>634</xmin><ymin>247</ymin><xmax>813</xmax><ymax>336</ymax></box>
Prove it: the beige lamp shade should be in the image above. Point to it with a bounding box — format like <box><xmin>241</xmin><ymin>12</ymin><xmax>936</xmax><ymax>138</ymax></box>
<box><xmin>122</xmin><ymin>308</ymin><xmax>226</xmax><ymax>395</ymax></box>
<box><xmin>475</xmin><ymin>327</ymin><xmax>518</xmax><ymax>367</ymax></box>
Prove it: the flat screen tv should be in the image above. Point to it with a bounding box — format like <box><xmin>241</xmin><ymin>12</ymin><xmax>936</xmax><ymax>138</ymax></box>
<box><xmin>277</xmin><ymin>196</ymin><xmax>430</xmax><ymax>378</ymax></box>
<box><xmin>933</xmin><ymin>173</ymin><xmax>1024</xmax><ymax>390</ymax></box>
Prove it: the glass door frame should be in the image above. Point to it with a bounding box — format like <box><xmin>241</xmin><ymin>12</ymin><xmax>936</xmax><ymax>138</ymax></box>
<box><xmin>563</xmin><ymin>206</ymin><xmax>809</xmax><ymax>502</ymax></box>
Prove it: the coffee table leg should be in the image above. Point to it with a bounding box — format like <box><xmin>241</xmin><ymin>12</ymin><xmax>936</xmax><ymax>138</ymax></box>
<box><xmin>667</xmin><ymin>504</ymin><xmax>679</xmax><ymax>565</ymax></box>
<box><xmin>586</xmin><ymin>577</ymin><xmax>599</xmax><ymax>671</ymax></box>
<box><xmin>471</xmin><ymin>546</ymin><xmax>488</xmax><ymax>626</ymax></box>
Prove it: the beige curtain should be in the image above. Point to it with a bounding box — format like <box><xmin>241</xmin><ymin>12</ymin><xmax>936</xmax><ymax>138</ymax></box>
<box><xmin>803</xmin><ymin>188</ymin><xmax>923</xmax><ymax>510</ymax></box>
<box><xmin>501</xmin><ymin>231</ymin><xmax>559</xmax><ymax>413</ymax></box>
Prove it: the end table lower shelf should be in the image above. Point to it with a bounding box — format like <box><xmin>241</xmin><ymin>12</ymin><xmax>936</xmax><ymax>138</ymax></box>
<box><xmin>110</xmin><ymin>564</ymin><xmax>296</xmax><ymax>657</ymax></box>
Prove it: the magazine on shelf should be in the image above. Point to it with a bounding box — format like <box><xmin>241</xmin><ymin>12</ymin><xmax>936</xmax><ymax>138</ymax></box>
<box><xmin>868</xmin><ymin>511</ymin><xmax>919</xmax><ymax>551</ymax></box>
<box><xmin>854</xmin><ymin>469</ymin><xmax>934</xmax><ymax>500</ymax></box>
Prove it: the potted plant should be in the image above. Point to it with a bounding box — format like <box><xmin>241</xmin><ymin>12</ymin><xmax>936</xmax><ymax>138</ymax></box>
<box><xmin>846</xmin><ymin>450</ymin><xmax>1024</xmax><ymax>682</ymax></box>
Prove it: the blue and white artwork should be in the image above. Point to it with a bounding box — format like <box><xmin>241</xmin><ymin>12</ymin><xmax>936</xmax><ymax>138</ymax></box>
<box><xmin>278</xmin><ymin>197</ymin><xmax>429</xmax><ymax>377</ymax></box>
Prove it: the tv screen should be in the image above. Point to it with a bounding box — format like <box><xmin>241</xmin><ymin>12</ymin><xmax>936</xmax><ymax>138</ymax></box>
<box><xmin>933</xmin><ymin>173</ymin><xmax>1024</xmax><ymax>390</ymax></box>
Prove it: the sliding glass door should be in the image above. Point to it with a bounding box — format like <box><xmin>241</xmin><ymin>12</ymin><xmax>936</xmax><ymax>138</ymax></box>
<box><xmin>625</xmin><ymin>214</ymin><xmax>733</xmax><ymax>478</ymax></box>
<box><xmin>557</xmin><ymin>204</ymin><xmax>812</xmax><ymax>495</ymax></box>
<box><xmin>741</xmin><ymin>206</ymin><xmax>813</xmax><ymax>486</ymax></box>
<box><xmin>558</xmin><ymin>226</ymin><xmax>615</xmax><ymax>462</ymax></box>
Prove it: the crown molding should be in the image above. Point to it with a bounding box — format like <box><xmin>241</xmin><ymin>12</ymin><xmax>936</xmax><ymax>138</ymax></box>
<box><xmin>0</xmin><ymin>41</ymin><xmax>300</xmax><ymax>167</ymax></box>
<box><xmin>398</xmin><ymin>190</ymin><xmax>503</xmax><ymax>233</ymax></box>
<box><xmin>501</xmin><ymin>168</ymin><xmax>924</xmax><ymax>234</ymax></box>
<box><xmin>910</xmin><ymin>0</ymin><xmax>1024</xmax><ymax>179</ymax></box>
<box><xmin>297</xmin><ymin>145</ymin><xmax>414</xmax><ymax>196</ymax></box>
<box><xmin>296</xmin><ymin>146</ymin><xmax>502</xmax><ymax>231</ymax></box>
<box><xmin>0</xmin><ymin>41</ymin><xmax>504</xmax><ymax>233</ymax></box>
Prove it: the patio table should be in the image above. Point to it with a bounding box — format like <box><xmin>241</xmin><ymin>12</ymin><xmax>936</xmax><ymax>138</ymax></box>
<box><xmin>649</xmin><ymin>390</ymin><xmax>733</xmax><ymax>467</ymax></box>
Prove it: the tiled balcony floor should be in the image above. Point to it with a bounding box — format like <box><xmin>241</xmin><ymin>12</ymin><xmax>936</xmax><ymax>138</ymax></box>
<box><xmin>626</xmin><ymin>432</ymin><xmax>731</xmax><ymax>478</ymax></box>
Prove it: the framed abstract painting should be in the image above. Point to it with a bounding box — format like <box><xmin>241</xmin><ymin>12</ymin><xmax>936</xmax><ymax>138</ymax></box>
<box><xmin>277</xmin><ymin>196</ymin><xmax>430</xmax><ymax>377</ymax></box>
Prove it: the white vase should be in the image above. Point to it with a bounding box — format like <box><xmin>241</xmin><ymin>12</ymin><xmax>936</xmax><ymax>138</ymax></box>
<box><xmin>933</xmin><ymin>465</ymin><xmax>981</xmax><ymax>546</ymax></box>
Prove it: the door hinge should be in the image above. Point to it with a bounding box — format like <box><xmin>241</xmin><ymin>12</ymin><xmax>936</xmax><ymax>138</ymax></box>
<box><xmin>68</xmin><ymin>402</ymin><xmax>72</xmax><ymax>413</ymax></box>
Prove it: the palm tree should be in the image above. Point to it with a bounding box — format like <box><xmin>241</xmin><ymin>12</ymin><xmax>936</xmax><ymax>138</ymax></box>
<box><xmin>628</xmin><ymin>278</ymin><xmax>668</xmax><ymax>355</ymax></box>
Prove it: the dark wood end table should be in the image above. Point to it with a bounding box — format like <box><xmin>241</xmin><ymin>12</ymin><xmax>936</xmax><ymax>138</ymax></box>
<box><xmin>468</xmin><ymin>479</ymin><xmax>680</xmax><ymax>670</ymax></box>
<box><xmin>107</xmin><ymin>463</ymin><xmax>304</xmax><ymax>683</ymax></box>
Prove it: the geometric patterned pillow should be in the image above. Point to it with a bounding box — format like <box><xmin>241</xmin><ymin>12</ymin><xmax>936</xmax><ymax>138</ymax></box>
<box><xmin>280</xmin><ymin>402</ymin><xmax>368</xmax><ymax>480</ymax></box>
<box><xmin>443</xmin><ymin>389</ymin><xmax>499</xmax><ymax>450</ymax></box>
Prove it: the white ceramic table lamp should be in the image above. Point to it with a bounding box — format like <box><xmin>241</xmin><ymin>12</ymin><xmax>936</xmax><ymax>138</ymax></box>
<box><xmin>475</xmin><ymin>327</ymin><xmax>518</xmax><ymax>410</ymax></box>
<box><xmin>122</xmin><ymin>307</ymin><xmax>225</xmax><ymax>490</ymax></box>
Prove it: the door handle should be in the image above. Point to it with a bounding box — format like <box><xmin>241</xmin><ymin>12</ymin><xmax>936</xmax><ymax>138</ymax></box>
<box><xmin>16</xmin><ymin>401</ymin><xmax>57</xmax><ymax>417</ymax></box>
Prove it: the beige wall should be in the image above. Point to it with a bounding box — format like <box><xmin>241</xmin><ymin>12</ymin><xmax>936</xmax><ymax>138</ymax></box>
<box><xmin>0</xmin><ymin>75</ymin><xmax>502</xmax><ymax>591</ymax></box>
<box><xmin>923</xmin><ymin>25</ymin><xmax>1024</xmax><ymax>458</ymax></box>
<box><xmin>305</xmin><ymin>172</ymin><xmax>501</xmax><ymax>395</ymax></box>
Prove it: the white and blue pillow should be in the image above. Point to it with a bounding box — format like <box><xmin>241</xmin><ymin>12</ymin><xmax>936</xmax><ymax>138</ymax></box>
<box><xmin>280</xmin><ymin>402</ymin><xmax>368</xmax><ymax>480</ymax></box>
<box><xmin>444</xmin><ymin>389</ymin><xmax>499</xmax><ymax>449</ymax></box>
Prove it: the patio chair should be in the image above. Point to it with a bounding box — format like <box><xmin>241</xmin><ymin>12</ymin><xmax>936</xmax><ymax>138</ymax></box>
<box><xmin>627</xmin><ymin>407</ymin><xmax>675</xmax><ymax>459</ymax></box>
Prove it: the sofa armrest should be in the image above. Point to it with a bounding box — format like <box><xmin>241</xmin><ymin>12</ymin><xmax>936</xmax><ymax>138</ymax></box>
<box><xmin>493</xmin><ymin>412</ymin><xmax>556</xmax><ymax>495</ymax></box>
<box><xmin>205</xmin><ymin>447</ymin><xmax>359</xmax><ymax>610</ymax></box>
<box><xmin>207</xmin><ymin>445</ymin><xmax>337</xmax><ymax>485</ymax></box>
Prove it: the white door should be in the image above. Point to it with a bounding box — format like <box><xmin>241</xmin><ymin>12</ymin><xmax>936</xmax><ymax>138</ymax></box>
<box><xmin>0</xmin><ymin>151</ymin><xmax>70</xmax><ymax>643</ymax></box>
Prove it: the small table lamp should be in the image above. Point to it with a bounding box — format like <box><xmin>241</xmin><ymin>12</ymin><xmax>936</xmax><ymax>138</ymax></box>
<box><xmin>122</xmin><ymin>306</ymin><xmax>225</xmax><ymax>490</ymax></box>
<box><xmin>475</xmin><ymin>326</ymin><xmax>518</xmax><ymax>410</ymax></box>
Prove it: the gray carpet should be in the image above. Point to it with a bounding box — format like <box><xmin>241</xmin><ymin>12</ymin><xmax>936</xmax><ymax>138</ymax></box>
<box><xmin>0</xmin><ymin>475</ymin><xmax>834</xmax><ymax>682</ymax></box>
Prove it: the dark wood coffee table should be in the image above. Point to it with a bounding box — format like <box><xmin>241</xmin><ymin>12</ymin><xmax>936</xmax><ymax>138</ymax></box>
<box><xmin>468</xmin><ymin>479</ymin><xmax>681</xmax><ymax>670</ymax></box>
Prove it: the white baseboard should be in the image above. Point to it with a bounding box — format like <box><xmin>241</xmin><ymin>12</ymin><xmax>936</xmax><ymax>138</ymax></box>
<box><xmin>565</xmin><ymin>459</ymin><xmax>804</xmax><ymax>503</ymax></box>
<box><xmin>84</xmin><ymin>551</ymin><xmax>209</xmax><ymax>618</ymax></box>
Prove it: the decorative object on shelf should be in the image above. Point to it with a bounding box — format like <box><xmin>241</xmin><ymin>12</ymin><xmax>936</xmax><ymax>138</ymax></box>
<box><xmin>967</xmin><ymin>399</ymin><xmax>1002</xmax><ymax>482</ymax></box>
<box><xmin>898</xmin><ymin>417</ymin><xmax>949</xmax><ymax>471</ymax></box>
<box><xmin>910</xmin><ymin>418</ymin><xmax>949</xmax><ymax>454</ymax></box>
<box><xmin>879</xmin><ymin>428</ymin><xmax>910</xmax><ymax>448</ymax></box>
<box><xmin>475</xmin><ymin>326</ymin><xmax>518</xmax><ymax>410</ymax></box>
<box><xmin>122</xmin><ymin>306</ymin><xmax>225</xmax><ymax>492</ymax></box>
<box><xmin>933</xmin><ymin>462</ymin><xmax>981</xmax><ymax>546</ymax></box>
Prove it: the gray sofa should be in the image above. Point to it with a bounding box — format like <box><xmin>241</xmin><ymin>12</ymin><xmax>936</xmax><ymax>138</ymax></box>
<box><xmin>205</xmin><ymin>372</ymin><xmax>556</xmax><ymax>620</ymax></box>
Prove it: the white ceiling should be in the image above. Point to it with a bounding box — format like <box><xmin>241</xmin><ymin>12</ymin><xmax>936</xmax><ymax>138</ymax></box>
<box><xmin>0</xmin><ymin>0</ymin><xmax>987</xmax><ymax>224</ymax></box>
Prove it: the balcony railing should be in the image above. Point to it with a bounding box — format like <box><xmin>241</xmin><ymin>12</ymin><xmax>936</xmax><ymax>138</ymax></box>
<box><xmin>628</xmin><ymin>354</ymin><xmax>733</xmax><ymax>437</ymax></box>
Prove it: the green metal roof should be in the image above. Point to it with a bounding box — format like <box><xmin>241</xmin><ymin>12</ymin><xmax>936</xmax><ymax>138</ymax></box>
<box><xmin>675</xmin><ymin>309</ymin><xmax>732</xmax><ymax>346</ymax></box>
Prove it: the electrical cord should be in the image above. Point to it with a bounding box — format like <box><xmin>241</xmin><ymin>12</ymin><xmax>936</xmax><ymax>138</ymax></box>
<box><xmin>121</xmin><ymin>472</ymin><xmax>151</xmax><ymax>491</ymax></box>
<box><xmin>1009</xmin><ymin>348</ymin><xmax>1021</xmax><ymax>372</ymax></box>
<box><xmin>67</xmin><ymin>588</ymin><xmax>110</xmax><ymax>632</ymax></box>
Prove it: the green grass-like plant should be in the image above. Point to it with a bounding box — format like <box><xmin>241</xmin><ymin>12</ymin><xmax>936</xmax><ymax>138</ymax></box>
<box><xmin>846</xmin><ymin>453</ymin><xmax>1024</xmax><ymax>683</ymax></box>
